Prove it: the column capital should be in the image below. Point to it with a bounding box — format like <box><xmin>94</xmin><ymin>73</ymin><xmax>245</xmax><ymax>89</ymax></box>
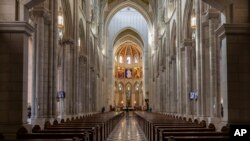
<box><xmin>59</xmin><ymin>38</ymin><xmax>75</xmax><ymax>46</ymax></box>
<box><xmin>180</xmin><ymin>39</ymin><xmax>194</xmax><ymax>50</ymax></box>
<box><xmin>31</xmin><ymin>8</ymin><xmax>51</xmax><ymax>24</ymax></box>
<box><xmin>160</xmin><ymin>66</ymin><xmax>166</xmax><ymax>72</ymax></box>
<box><xmin>90</xmin><ymin>66</ymin><xmax>95</xmax><ymax>72</ymax></box>
<box><xmin>79</xmin><ymin>55</ymin><xmax>87</xmax><ymax>64</ymax></box>
<box><xmin>201</xmin><ymin>8</ymin><xmax>220</xmax><ymax>24</ymax></box>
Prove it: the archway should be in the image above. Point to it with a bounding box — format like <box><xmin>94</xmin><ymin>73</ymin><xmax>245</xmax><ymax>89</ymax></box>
<box><xmin>114</xmin><ymin>41</ymin><xmax>143</xmax><ymax>110</ymax></box>
<box><xmin>105</xmin><ymin>6</ymin><xmax>150</xmax><ymax>110</ymax></box>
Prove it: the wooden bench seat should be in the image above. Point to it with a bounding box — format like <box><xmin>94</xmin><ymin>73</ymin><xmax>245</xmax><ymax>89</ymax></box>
<box><xmin>0</xmin><ymin>133</ymin><xmax>4</xmax><ymax>140</ymax></box>
<box><xmin>17</xmin><ymin>132</ymin><xmax>86</xmax><ymax>140</ymax></box>
<box><xmin>14</xmin><ymin>112</ymin><xmax>124</xmax><ymax>141</ymax></box>
<box><xmin>58</xmin><ymin>112</ymin><xmax>124</xmax><ymax>139</ymax></box>
<box><xmin>48</xmin><ymin>121</ymin><xmax>105</xmax><ymax>140</ymax></box>
<box><xmin>165</xmin><ymin>136</ymin><xmax>229</xmax><ymax>141</ymax></box>
<box><xmin>44</xmin><ymin>128</ymin><xmax>97</xmax><ymax>141</ymax></box>
<box><xmin>134</xmin><ymin>111</ymin><xmax>229</xmax><ymax>141</ymax></box>
<box><xmin>22</xmin><ymin>112</ymin><xmax>124</xmax><ymax>141</ymax></box>
<box><xmin>161</xmin><ymin>132</ymin><xmax>228</xmax><ymax>141</ymax></box>
<box><xmin>162</xmin><ymin>131</ymin><xmax>228</xmax><ymax>136</ymax></box>
<box><xmin>11</xmin><ymin>139</ymin><xmax>75</xmax><ymax>141</ymax></box>
<box><xmin>154</xmin><ymin>127</ymin><xmax>216</xmax><ymax>141</ymax></box>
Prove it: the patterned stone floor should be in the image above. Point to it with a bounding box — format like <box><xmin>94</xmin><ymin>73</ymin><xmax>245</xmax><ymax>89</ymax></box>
<box><xmin>106</xmin><ymin>112</ymin><xmax>148</xmax><ymax>141</ymax></box>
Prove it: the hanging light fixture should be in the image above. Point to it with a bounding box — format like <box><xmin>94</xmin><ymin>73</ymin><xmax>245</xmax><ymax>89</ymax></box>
<box><xmin>78</xmin><ymin>38</ymin><xmax>81</xmax><ymax>47</ymax></box>
<box><xmin>191</xmin><ymin>9</ymin><xmax>196</xmax><ymax>39</ymax></box>
<box><xmin>58</xmin><ymin>7</ymin><xmax>64</xmax><ymax>40</ymax></box>
<box><xmin>191</xmin><ymin>14</ymin><xmax>196</xmax><ymax>29</ymax></box>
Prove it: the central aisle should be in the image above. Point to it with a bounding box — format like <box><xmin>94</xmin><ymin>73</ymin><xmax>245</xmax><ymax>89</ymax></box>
<box><xmin>107</xmin><ymin>112</ymin><xmax>148</xmax><ymax>141</ymax></box>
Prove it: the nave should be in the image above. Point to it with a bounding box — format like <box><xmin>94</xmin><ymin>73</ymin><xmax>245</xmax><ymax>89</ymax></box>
<box><xmin>0</xmin><ymin>0</ymin><xmax>250</xmax><ymax>140</ymax></box>
<box><xmin>12</xmin><ymin>111</ymin><xmax>230</xmax><ymax>141</ymax></box>
<box><xmin>107</xmin><ymin>112</ymin><xmax>147</xmax><ymax>141</ymax></box>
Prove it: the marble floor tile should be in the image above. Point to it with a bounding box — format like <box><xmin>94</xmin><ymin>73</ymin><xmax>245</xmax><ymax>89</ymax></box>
<box><xmin>106</xmin><ymin>112</ymin><xmax>148</xmax><ymax>141</ymax></box>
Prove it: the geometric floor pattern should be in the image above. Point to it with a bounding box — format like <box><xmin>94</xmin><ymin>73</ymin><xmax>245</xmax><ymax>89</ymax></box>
<box><xmin>106</xmin><ymin>112</ymin><xmax>148</xmax><ymax>141</ymax></box>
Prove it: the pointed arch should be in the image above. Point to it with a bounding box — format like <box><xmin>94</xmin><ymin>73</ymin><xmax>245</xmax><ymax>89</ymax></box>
<box><xmin>183</xmin><ymin>0</ymin><xmax>193</xmax><ymax>39</ymax></box>
<box><xmin>79</xmin><ymin>19</ymin><xmax>86</xmax><ymax>55</ymax></box>
<box><xmin>125</xmin><ymin>82</ymin><xmax>133</xmax><ymax>91</ymax></box>
<box><xmin>61</xmin><ymin>0</ymin><xmax>73</xmax><ymax>38</ymax></box>
<box><xmin>118</xmin><ymin>82</ymin><xmax>124</xmax><ymax>93</ymax></box>
<box><xmin>171</xmin><ymin>20</ymin><xmax>177</xmax><ymax>57</ymax></box>
<box><xmin>134</xmin><ymin>81</ymin><xmax>140</xmax><ymax>91</ymax></box>
<box><xmin>104</xmin><ymin>0</ymin><xmax>152</xmax><ymax>30</ymax></box>
<box><xmin>113</xmin><ymin>27</ymin><xmax>145</xmax><ymax>47</ymax></box>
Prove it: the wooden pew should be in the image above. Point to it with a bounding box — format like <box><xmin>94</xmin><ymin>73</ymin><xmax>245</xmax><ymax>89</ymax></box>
<box><xmin>134</xmin><ymin>111</ymin><xmax>229</xmax><ymax>141</ymax></box>
<box><xmin>16</xmin><ymin>126</ymin><xmax>87</xmax><ymax>140</ymax></box>
<box><xmin>31</xmin><ymin>112</ymin><xmax>124</xmax><ymax>141</ymax></box>
<box><xmin>165</xmin><ymin>136</ymin><xmax>229</xmax><ymax>141</ymax></box>
<box><xmin>42</xmin><ymin>124</ymin><xmax>98</xmax><ymax>141</ymax></box>
<box><xmin>161</xmin><ymin>132</ymin><xmax>229</xmax><ymax>141</ymax></box>
<box><xmin>59</xmin><ymin>112</ymin><xmax>123</xmax><ymax>140</ymax></box>
<box><xmin>159</xmin><ymin>124</ymin><xmax>228</xmax><ymax>141</ymax></box>
<box><xmin>49</xmin><ymin>121</ymin><xmax>103</xmax><ymax>140</ymax></box>
<box><xmin>154</xmin><ymin>124</ymin><xmax>210</xmax><ymax>141</ymax></box>
<box><xmin>32</xmin><ymin>124</ymin><xmax>96</xmax><ymax>141</ymax></box>
<box><xmin>0</xmin><ymin>133</ymin><xmax>4</xmax><ymax>140</ymax></box>
<box><xmin>135</xmin><ymin>111</ymin><xmax>202</xmax><ymax>140</ymax></box>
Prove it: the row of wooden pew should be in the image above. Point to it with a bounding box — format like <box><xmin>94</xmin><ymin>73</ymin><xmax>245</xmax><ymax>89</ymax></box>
<box><xmin>134</xmin><ymin>111</ymin><xmax>229</xmax><ymax>141</ymax></box>
<box><xmin>16</xmin><ymin>112</ymin><xmax>124</xmax><ymax>141</ymax></box>
<box><xmin>0</xmin><ymin>133</ymin><xmax>4</xmax><ymax>140</ymax></box>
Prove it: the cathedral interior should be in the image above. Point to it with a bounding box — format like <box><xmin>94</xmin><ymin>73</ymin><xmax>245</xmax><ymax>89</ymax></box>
<box><xmin>0</xmin><ymin>0</ymin><xmax>250</xmax><ymax>140</ymax></box>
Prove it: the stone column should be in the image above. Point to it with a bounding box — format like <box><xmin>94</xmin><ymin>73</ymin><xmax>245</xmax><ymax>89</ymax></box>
<box><xmin>78</xmin><ymin>56</ymin><xmax>87</xmax><ymax>114</ymax></box>
<box><xmin>49</xmin><ymin>0</ymin><xmax>58</xmax><ymax>119</ymax></box>
<box><xmin>176</xmin><ymin>0</ymin><xmax>182</xmax><ymax>115</ymax></box>
<box><xmin>182</xmin><ymin>40</ymin><xmax>193</xmax><ymax>115</ymax></box>
<box><xmin>95</xmin><ymin>71</ymin><xmax>98</xmax><ymax>112</ymax></box>
<box><xmin>207</xmin><ymin>9</ymin><xmax>220</xmax><ymax>118</ymax></box>
<box><xmin>195</xmin><ymin>0</ymin><xmax>202</xmax><ymax>117</ymax></box>
<box><xmin>157</xmin><ymin>75</ymin><xmax>161</xmax><ymax>112</ymax></box>
<box><xmin>170</xmin><ymin>57</ymin><xmax>177</xmax><ymax>114</ymax></box>
<box><xmin>160</xmin><ymin>68</ymin><xmax>166</xmax><ymax>112</ymax></box>
<box><xmin>31</xmin><ymin>7</ymin><xmax>56</xmax><ymax>123</ymax></box>
<box><xmin>84</xmin><ymin>57</ymin><xmax>88</xmax><ymax>113</ymax></box>
<box><xmin>180</xmin><ymin>48</ymin><xmax>185</xmax><ymax>115</ymax></box>
<box><xmin>201</xmin><ymin>8</ymin><xmax>220</xmax><ymax>118</ymax></box>
<box><xmin>89</xmin><ymin>67</ymin><xmax>95</xmax><ymax>112</ymax></box>
<box><xmin>165</xmin><ymin>57</ymin><xmax>171</xmax><ymax>113</ymax></box>
<box><xmin>61</xmin><ymin>39</ymin><xmax>74</xmax><ymax>116</ymax></box>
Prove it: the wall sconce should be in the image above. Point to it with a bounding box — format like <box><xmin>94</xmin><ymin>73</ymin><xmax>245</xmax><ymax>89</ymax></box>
<box><xmin>121</xmin><ymin>101</ymin><xmax>124</xmax><ymax>104</ymax></box>
<box><xmin>134</xmin><ymin>101</ymin><xmax>136</xmax><ymax>104</ymax></box>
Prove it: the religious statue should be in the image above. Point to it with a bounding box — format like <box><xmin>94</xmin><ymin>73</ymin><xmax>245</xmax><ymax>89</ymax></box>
<box><xmin>117</xmin><ymin>69</ymin><xmax>124</xmax><ymax>78</ymax></box>
<box><xmin>134</xmin><ymin>67</ymin><xmax>141</xmax><ymax>78</ymax></box>
<box><xmin>125</xmin><ymin>69</ymin><xmax>132</xmax><ymax>78</ymax></box>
